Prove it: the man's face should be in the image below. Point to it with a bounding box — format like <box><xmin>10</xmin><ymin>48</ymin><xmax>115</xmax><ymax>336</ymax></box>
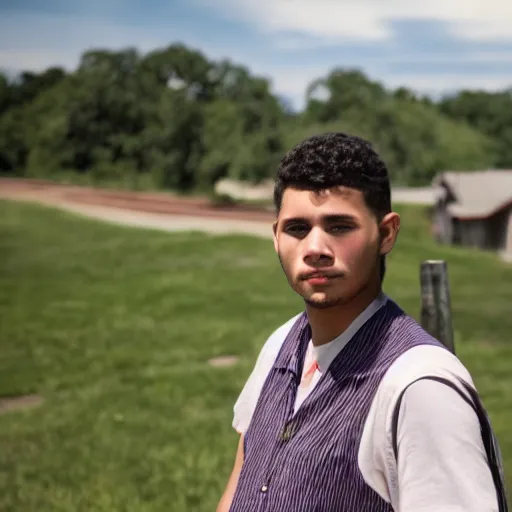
<box><xmin>273</xmin><ymin>186</ymin><xmax>397</xmax><ymax>309</ymax></box>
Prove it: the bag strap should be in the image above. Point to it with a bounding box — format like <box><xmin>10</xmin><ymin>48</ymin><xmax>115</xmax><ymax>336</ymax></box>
<box><xmin>391</xmin><ymin>375</ymin><xmax>508</xmax><ymax>512</ymax></box>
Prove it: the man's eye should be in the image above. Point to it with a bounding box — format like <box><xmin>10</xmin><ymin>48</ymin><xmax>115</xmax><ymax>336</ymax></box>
<box><xmin>286</xmin><ymin>225</ymin><xmax>308</xmax><ymax>235</ymax></box>
<box><xmin>329</xmin><ymin>225</ymin><xmax>352</xmax><ymax>234</ymax></box>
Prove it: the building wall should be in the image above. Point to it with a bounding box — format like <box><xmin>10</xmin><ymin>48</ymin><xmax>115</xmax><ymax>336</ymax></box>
<box><xmin>487</xmin><ymin>207</ymin><xmax>511</xmax><ymax>250</ymax></box>
<box><xmin>432</xmin><ymin>204</ymin><xmax>453</xmax><ymax>244</ymax></box>
<box><xmin>457</xmin><ymin>206</ymin><xmax>511</xmax><ymax>251</ymax></box>
<box><xmin>459</xmin><ymin>219</ymin><xmax>488</xmax><ymax>248</ymax></box>
<box><xmin>506</xmin><ymin>209</ymin><xmax>512</xmax><ymax>253</ymax></box>
<box><xmin>431</xmin><ymin>181</ymin><xmax>511</xmax><ymax>254</ymax></box>
<box><xmin>432</xmin><ymin>184</ymin><xmax>454</xmax><ymax>244</ymax></box>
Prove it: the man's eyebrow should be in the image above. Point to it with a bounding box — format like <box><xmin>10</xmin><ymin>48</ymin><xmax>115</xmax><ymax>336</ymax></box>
<box><xmin>281</xmin><ymin>216</ymin><xmax>308</xmax><ymax>225</ymax></box>
<box><xmin>281</xmin><ymin>214</ymin><xmax>357</xmax><ymax>225</ymax></box>
<box><xmin>323</xmin><ymin>214</ymin><xmax>357</xmax><ymax>223</ymax></box>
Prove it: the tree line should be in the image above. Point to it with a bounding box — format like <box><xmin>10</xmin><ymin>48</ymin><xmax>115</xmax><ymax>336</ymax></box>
<box><xmin>1</xmin><ymin>43</ymin><xmax>511</xmax><ymax>192</ymax></box>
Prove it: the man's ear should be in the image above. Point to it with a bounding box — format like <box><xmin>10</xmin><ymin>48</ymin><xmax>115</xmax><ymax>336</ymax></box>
<box><xmin>379</xmin><ymin>212</ymin><xmax>401</xmax><ymax>256</ymax></box>
<box><xmin>272</xmin><ymin>221</ymin><xmax>279</xmax><ymax>253</ymax></box>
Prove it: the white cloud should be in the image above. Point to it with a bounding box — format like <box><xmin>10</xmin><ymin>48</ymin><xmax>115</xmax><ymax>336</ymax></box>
<box><xmin>1</xmin><ymin>7</ymin><xmax>511</xmax><ymax>114</ymax></box>
<box><xmin>200</xmin><ymin>0</ymin><xmax>512</xmax><ymax>43</ymax></box>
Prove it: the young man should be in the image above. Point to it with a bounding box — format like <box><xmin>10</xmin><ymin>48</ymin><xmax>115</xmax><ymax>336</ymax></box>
<box><xmin>217</xmin><ymin>133</ymin><xmax>507</xmax><ymax>512</ymax></box>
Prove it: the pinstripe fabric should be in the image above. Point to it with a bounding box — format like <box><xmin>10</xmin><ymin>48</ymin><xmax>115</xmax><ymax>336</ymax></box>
<box><xmin>229</xmin><ymin>300</ymin><xmax>444</xmax><ymax>512</ymax></box>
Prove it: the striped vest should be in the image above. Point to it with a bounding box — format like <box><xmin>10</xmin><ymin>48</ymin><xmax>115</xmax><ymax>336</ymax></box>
<box><xmin>229</xmin><ymin>300</ymin><xmax>444</xmax><ymax>512</ymax></box>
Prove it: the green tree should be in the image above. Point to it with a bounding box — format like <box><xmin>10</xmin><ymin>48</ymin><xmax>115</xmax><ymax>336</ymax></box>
<box><xmin>439</xmin><ymin>90</ymin><xmax>512</xmax><ymax>168</ymax></box>
<box><xmin>0</xmin><ymin>42</ymin><xmax>505</xmax><ymax>190</ymax></box>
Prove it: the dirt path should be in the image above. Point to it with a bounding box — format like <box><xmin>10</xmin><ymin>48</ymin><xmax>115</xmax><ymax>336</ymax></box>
<box><xmin>0</xmin><ymin>178</ymin><xmax>274</xmax><ymax>238</ymax></box>
<box><xmin>0</xmin><ymin>178</ymin><xmax>436</xmax><ymax>239</ymax></box>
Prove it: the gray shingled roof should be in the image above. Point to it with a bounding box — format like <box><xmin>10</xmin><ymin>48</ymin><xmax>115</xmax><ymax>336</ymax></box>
<box><xmin>433</xmin><ymin>170</ymin><xmax>512</xmax><ymax>219</ymax></box>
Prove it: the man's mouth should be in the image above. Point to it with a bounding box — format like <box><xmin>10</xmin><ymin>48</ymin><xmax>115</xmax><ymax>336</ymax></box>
<box><xmin>300</xmin><ymin>272</ymin><xmax>344</xmax><ymax>283</ymax></box>
<box><xmin>306</xmin><ymin>276</ymin><xmax>330</xmax><ymax>285</ymax></box>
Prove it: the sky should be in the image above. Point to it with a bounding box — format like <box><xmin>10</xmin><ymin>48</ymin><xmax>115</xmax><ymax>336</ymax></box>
<box><xmin>1</xmin><ymin>0</ymin><xmax>512</xmax><ymax>110</ymax></box>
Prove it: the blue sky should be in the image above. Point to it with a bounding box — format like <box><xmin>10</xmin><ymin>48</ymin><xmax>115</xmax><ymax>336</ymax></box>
<box><xmin>1</xmin><ymin>0</ymin><xmax>512</xmax><ymax>109</ymax></box>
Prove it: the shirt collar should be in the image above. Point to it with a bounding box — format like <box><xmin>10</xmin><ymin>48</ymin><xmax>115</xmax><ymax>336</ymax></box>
<box><xmin>312</xmin><ymin>292</ymin><xmax>388</xmax><ymax>373</ymax></box>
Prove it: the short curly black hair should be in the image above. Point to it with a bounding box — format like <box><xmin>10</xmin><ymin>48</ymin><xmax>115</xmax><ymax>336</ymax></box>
<box><xmin>274</xmin><ymin>132</ymin><xmax>391</xmax><ymax>219</ymax></box>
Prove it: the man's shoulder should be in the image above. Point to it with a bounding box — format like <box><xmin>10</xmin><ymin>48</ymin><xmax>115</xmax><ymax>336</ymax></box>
<box><xmin>359</xmin><ymin>344</ymin><xmax>477</xmax><ymax>499</ymax></box>
<box><xmin>385</xmin><ymin>344</ymin><xmax>473</xmax><ymax>385</ymax></box>
<box><xmin>375</xmin><ymin>344</ymin><xmax>475</xmax><ymax>421</ymax></box>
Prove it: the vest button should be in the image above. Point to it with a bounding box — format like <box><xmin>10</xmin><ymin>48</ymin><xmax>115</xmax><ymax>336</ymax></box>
<box><xmin>261</xmin><ymin>485</ymin><xmax>268</xmax><ymax>493</ymax></box>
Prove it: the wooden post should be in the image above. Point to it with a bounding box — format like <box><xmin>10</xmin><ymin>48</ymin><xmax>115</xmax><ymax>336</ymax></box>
<box><xmin>420</xmin><ymin>260</ymin><xmax>455</xmax><ymax>354</ymax></box>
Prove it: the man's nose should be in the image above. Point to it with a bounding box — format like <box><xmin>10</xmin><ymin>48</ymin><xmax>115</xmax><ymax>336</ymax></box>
<box><xmin>303</xmin><ymin>227</ymin><xmax>334</xmax><ymax>266</ymax></box>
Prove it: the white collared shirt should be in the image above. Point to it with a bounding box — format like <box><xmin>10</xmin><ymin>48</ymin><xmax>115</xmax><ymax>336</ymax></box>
<box><xmin>294</xmin><ymin>292</ymin><xmax>388</xmax><ymax>413</ymax></box>
<box><xmin>233</xmin><ymin>295</ymin><xmax>499</xmax><ymax>511</ymax></box>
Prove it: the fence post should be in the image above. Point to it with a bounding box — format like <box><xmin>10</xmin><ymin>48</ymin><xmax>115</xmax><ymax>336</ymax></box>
<box><xmin>419</xmin><ymin>260</ymin><xmax>455</xmax><ymax>354</ymax></box>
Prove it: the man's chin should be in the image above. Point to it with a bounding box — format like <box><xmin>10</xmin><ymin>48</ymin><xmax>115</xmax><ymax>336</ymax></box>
<box><xmin>304</xmin><ymin>295</ymin><xmax>344</xmax><ymax>310</ymax></box>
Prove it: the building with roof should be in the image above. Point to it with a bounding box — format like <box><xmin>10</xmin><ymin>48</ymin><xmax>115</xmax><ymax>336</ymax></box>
<box><xmin>431</xmin><ymin>170</ymin><xmax>512</xmax><ymax>261</ymax></box>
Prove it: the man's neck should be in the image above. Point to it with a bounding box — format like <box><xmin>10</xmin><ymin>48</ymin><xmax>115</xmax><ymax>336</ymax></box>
<box><xmin>306</xmin><ymin>284</ymin><xmax>382</xmax><ymax>347</ymax></box>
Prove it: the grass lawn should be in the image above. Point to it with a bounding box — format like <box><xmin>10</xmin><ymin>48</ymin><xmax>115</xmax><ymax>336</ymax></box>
<box><xmin>1</xmin><ymin>198</ymin><xmax>511</xmax><ymax>511</ymax></box>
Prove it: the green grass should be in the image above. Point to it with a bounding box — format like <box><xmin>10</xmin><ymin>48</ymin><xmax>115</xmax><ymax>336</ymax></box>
<box><xmin>0</xmin><ymin>199</ymin><xmax>511</xmax><ymax>511</ymax></box>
